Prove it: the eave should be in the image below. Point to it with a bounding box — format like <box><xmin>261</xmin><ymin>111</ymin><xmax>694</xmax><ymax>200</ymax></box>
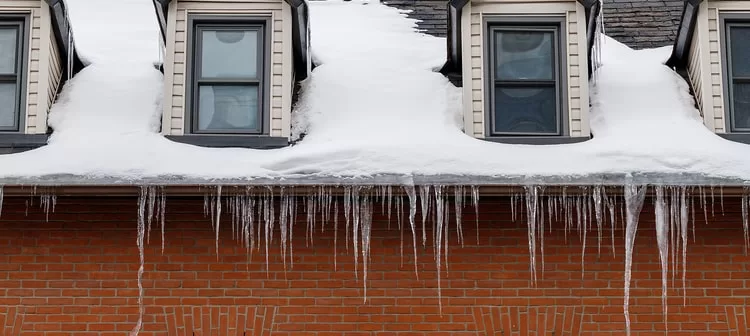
<box><xmin>666</xmin><ymin>0</ymin><xmax>703</xmax><ymax>71</ymax></box>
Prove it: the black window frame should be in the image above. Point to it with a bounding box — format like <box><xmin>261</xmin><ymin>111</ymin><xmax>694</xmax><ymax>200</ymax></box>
<box><xmin>0</xmin><ymin>15</ymin><xmax>29</xmax><ymax>133</ymax></box>
<box><xmin>484</xmin><ymin>17</ymin><xmax>568</xmax><ymax>138</ymax></box>
<box><xmin>186</xmin><ymin>16</ymin><xmax>271</xmax><ymax>135</ymax></box>
<box><xmin>721</xmin><ymin>15</ymin><xmax>750</xmax><ymax>133</ymax></box>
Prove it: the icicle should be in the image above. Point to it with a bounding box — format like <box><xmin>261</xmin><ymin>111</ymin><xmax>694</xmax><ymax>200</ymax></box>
<box><xmin>604</xmin><ymin>189</ymin><xmax>616</xmax><ymax>256</ymax></box>
<box><xmin>524</xmin><ymin>185</ymin><xmax>539</xmax><ymax>285</ymax></box>
<box><xmin>159</xmin><ymin>187</ymin><xmax>166</xmax><ymax>254</ymax></box>
<box><xmin>0</xmin><ymin>186</ymin><xmax>4</xmax><ymax>217</ymax></box>
<box><xmin>360</xmin><ymin>192</ymin><xmax>373</xmax><ymax>302</ymax></box>
<box><xmin>352</xmin><ymin>187</ymin><xmax>361</xmax><ymax>279</ymax></box>
<box><xmin>386</xmin><ymin>185</ymin><xmax>393</xmax><ymax>229</ymax></box>
<box><xmin>405</xmin><ymin>185</ymin><xmax>419</xmax><ymax>279</ymax></box>
<box><xmin>397</xmin><ymin>197</ymin><xmax>404</xmax><ymax>267</ymax></box>
<box><xmin>654</xmin><ymin>186</ymin><xmax>669</xmax><ymax>331</ymax></box>
<box><xmin>280</xmin><ymin>189</ymin><xmax>289</xmax><ymax>271</ymax></box>
<box><xmin>679</xmin><ymin>187</ymin><xmax>688</xmax><ymax>306</ymax></box>
<box><xmin>454</xmin><ymin>186</ymin><xmax>464</xmax><ymax>247</ymax></box>
<box><xmin>594</xmin><ymin>185</ymin><xmax>604</xmax><ymax>256</ymax></box>
<box><xmin>306</xmin><ymin>194</ymin><xmax>315</xmax><ymax>247</ymax></box>
<box><xmin>344</xmin><ymin>187</ymin><xmax>351</xmax><ymax>252</ymax></box>
<box><xmin>744</xmin><ymin>190</ymin><xmax>750</xmax><ymax>255</ymax></box>
<box><xmin>434</xmin><ymin>186</ymin><xmax>445</xmax><ymax>313</ymax></box>
<box><xmin>146</xmin><ymin>187</ymin><xmax>156</xmax><ymax>243</ymax></box>
<box><xmin>623</xmin><ymin>184</ymin><xmax>647</xmax><ymax>336</ymax></box>
<box><xmin>334</xmin><ymin>198</ymin><xmax>339</xmax><ymax>270</ymax></box>
<box><xmin>131</xmin><ymin>187</ymin><xmax>148</xmax><ymax>336</ymax></box>
<box><xmin>471</xmin><ymin>186</ymin><xmax>479</xmax><ymax>244</ymax></box>
<box><xmin>580</xmin><ymin>188</ymin><xmax>588</xmax><ymax>278</ymax></box>
<box><xmin>214</xmin><ymin>186</ymin><xmax>222</xmax><ymax>258</ymax></box>
<box><xmin>289</xmin><ymin>194</ymin><xmax>295</xmax><ymax>268</ymax></box>
<box><xmin>419</xmin><ymin>185</ymin><xmax>430</xmax><ymax>248</ymax></box>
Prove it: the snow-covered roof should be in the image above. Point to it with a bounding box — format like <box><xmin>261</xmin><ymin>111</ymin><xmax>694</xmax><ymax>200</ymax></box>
<box><xmin>0</xmin><ymin>0</ymin><xmax>749</xmax><ymax>187</ymax></box>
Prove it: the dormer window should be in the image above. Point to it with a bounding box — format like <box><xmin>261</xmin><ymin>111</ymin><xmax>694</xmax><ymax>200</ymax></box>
<box><xmin>489</xmin><ymin>24</ymin><xmax>562</xmax><ymax>136</ymax></box>
<box><xmin>724</xmin><ymin>21</ymin><xmax>750</xmax><ymax>132</ymax></box>
<box><xmin>0</xmin><ymin>16</ymin><xmax>27</xmax><ymax>132</ymax></box>
<box><xmin>189</xmin><ymin>20</ymin><xmax>268</xmax><ymax>135</ymax></box>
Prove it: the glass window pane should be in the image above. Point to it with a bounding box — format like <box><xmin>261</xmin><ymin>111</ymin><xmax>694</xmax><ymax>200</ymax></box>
<box><xmin>732</xmin><ymin>83</ymin><xmax>750</xmax><ymax>130</ymax></box>
<box><xmin>200</xmin><ymin>29</ymin><xmax>259</xmax><ymax>78</ymax></box>
<box><xmin>0</xmin><ymin>83</ymin><xmax>17</xmax><ymax>128</ymax></box>
<box><xmin>730</xmin><ymin>26</ymin><xmax>750</xmax><ymax>77</ymax></box>
<box><xmin>494</xmin><ymin>86</ymin><xmax>558</xmax><ymax>134</ymax></box>
<box><xmin>495</xmin><ymin>30</ymin><xmax>554</xmax><ymax>81</ymax></box>
<box><xmin>0</xmin><ymin>28</ymin><xmax>18</xmax><ymax>74</ymax></box>
<box><xmin>197</xmin><ymin>85</ymin><xmax>259</xmax><ymax>131</ymax></box>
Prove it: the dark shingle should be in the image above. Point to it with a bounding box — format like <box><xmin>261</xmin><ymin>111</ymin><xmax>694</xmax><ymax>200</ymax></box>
<box><xmin>602</xmin><ymin>0</ymin><xmax>684</xmax><ymax>49</ymax></box>
<box><xmin>382</xmin><ymin>0</ymin><xmax>448</xmax><ymax>37</ymax></box>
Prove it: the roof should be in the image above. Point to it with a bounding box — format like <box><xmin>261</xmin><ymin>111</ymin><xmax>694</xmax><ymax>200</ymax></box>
<box><xmin>45</xmin><ymin>0</ymin><xmax>86</xmax><ymax>85</ymax></box>
<box><xmin>382</xmin><ymin>0</ymin><xmax>448</xmax><ymax>37</ymax></box>
<box><xmin>603</xmin><ymin>0</ymin><xmax>684</xmax><ymax>49</ymax></box>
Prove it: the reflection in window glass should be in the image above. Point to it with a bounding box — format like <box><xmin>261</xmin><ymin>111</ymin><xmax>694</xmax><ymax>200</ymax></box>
<box><xmin>732</xmin><ymin>83</ymin><xmax>750</xmax><ymax>130</ymax></box>
<box><xmin>730</xmin><ymin>26</ymin><xmax>750</xmax><ymax>78</ymax></box>
<box><xmin>200</xmin><ymin>29</ymin><xmax>259</xmax><ymax>78</ymax></box>
<box><xmin>0</xmin><ymin>83</ymin><xmax>17</xmax><ymax>128</ymax></box>
<box><xmin>495</xmin><ymin>31</ymin><xmax>553</xmax><ymax>81</ymax></box>
<box><xmin>197</xmin><ymin>85</ymin><xmax>259</xmax><ymax>131</ymax></box>
<box><xmin>494</xmin><ymin>86</ymin><xmax>557</xmax><ymax>133</ymax></box>
<box><xmin>0</xmin><ymin>28</ymin><xmax>17</xmax><ymax>74</ymax></box>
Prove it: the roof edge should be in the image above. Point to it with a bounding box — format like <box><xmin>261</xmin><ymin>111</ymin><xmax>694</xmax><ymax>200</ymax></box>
<box><xmin>666</xmin><ymin>0</ymin><xmax>704</xmax><ymax>69</ymax></box>
<box><xmin>44</xmin><ymin>0</ymin><xmax>85</xmax><ymax>94</ymax></box>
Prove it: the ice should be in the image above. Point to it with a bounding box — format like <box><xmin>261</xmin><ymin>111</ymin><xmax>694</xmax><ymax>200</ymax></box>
<box><xmin>39</xmin><ymin>191</ymin><xmax>57</xmax><ymax>222</ymax></box>
<box><xmin>623</xmin><ymin>184</ymin><xmax>647</xmax><ymax>336</ymax></box>
<box><xmin>471</xmin><ymin>186</ymin><xmax>479</xmax><ymax>244</ymax></box>
<box><xmin>405</xmin><ymin>185</ymin><xmax>419</xmax><ymax>279</ymax></box>
<box><xmin>743</xmin><ymin>191</ymin><xmax>750</xmax><ymax>255</ymax></box>
<box><xmin>0</xmin><ymin>186</ymin><xmax>4</xmax><ymax>217</ymax></box>
<box><xmin>419</xmin><ymin>185</ymin><xmax>430</xmax><ymax>248</ymax></box>
<box><xmin>131</xmin><ymin>186</ymin><xmax>148</xmax><ymax>336</ymax></box>
<box><xmin>360</xmin><ymin>192</ymin><xmax>373</xmax><ymax>302</ymax></box>
<box><xmin>593</xmin><ymin>185</ymin><xmax>604</xmax><ymax>255</ymax></box>
<box><xmin>454</xmin><ymin>186</ymin><xmax>464</xmax><ymax>247</ymax></box>
<box><xmin>524</xmin><ymin>185</ymin><xmax>540</xmax><ymax>285</ymax></box>
<box><xmin>334</xmin><ymin>198</ymin><xmax>339</xmax><ymax>270</ymax></box>
<box><xmin>215</xmin><ymin>186</ymin><xmax>222</xmax><ymax>258</ymax></box>
<box><xmin>680</xmin><ymin>187</ymin><xmax>688</xmax><ymax>304</ymax></box>
<box><xmin>654</xmin><ymin>186</ymin><xmax>669</xmax><ymax>329</ymax></box>
<box><xmin>434</xmin><ymin>186</ymin><xmax>446</xmax><ymax>311</ymax></box>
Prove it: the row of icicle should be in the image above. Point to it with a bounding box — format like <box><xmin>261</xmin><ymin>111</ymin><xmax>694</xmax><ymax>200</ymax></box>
<box><xmin>0</xmin><ymin>184</ymin><xmax>746</xmax><ymax>336</ymax></box>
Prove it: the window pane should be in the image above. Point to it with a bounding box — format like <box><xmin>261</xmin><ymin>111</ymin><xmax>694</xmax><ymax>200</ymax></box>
<box><xmin>200</xmin><ymin>29</ymin><xmax>259</xmax><ymax>78</ymax></box>
<box><xmin>494</xmin><ymin>86</ymin><xmax>558</xmax><ymax>134</ymax></box>
<box><xmin>0</xmin><ymin>83</ymin><xmax>17</xmax><ymax>128</ymax></box>
<box><xmin>197</xmin><ymin>85</ymin><xmax>259</xmax><ymax>131</ymax></box>
<box><xmin>0</xmin><ymin>28</ymin><xmax>18</xmax><ymax>74</ymax></box>
<box><xmin>732</xmin><ymin>83</ymin><xmax>750</xmax><ymax>130</ymax></box>
<box><xmin>730</xmin><ymin>26</ymin><xmax>750</xmax><ymax>77</ymax></box>
<box><xmin>495</xmin><ymin>30</ymin><xmax>554</xmax><ymax>80</ymax></box>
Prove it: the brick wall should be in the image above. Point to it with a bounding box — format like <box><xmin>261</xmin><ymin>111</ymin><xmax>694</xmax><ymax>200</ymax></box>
<box><xmin>0</xmin><ymin>195</ymin><xmax>748</xmax><ymax>335</ymax></box>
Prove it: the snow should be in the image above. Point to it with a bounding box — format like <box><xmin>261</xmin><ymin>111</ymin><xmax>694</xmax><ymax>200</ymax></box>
<box><xmin>0</xmin><ymin>0</ymin><xmax>748</xmax><ymax>184</ymax></box>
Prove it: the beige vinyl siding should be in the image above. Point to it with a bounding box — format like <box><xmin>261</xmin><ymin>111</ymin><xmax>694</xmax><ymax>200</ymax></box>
<box><xmin>47</xmin><ymin>25</ymin><xmax>62</xmax><ymax>113</ymax></box>
<box><xmin>707</xmin><ymin>6</ymin><xmax>725</xmax><ymax>132</ymax></box>
<box><xmin>464</xmin><ymin>1</ymin><xmax>589</xmax><ymax>138</ymax></box>
<box><xmin>162</xmin><ymin>0</ymin><xmax>292</xmax><ymax>137</ymax></box>
<box><xmin>0</xmin><ymin>0</ymin><xmax>52</xmax><ymax>135</ymax></box>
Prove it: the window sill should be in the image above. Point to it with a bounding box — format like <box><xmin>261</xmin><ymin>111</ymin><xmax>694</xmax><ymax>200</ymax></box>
<box><xmin>718</xmin><ymin>133</ymin><xmax>750</xmax><ymax>144</ymax></box>
<box><xmin>0</xmin><ymin>133</ymin><xmax>49</xmax><ymax>154</ymax></box>
<box><xmin>165</xmin><ymin>135</ymin><xmax>289</xmax><ymax>149</ymax></box>
<box><xmin>482</xmin><ymin>136</ymin><xmax>591</xmax><ymax>145</ymax></box>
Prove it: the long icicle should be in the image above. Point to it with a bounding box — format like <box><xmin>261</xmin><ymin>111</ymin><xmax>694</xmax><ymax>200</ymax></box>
<box><xmin>405</xmin><ymin>185</ymin><xmax>419</xmax><ymax>279</ymax></box>
<box><xmin>654</xmin><ymin>186</ymin><xmax>669</xmax><ymax>332</ymax></box>
<box><xmin>130</xmin><ymin>187</ymin><xmax>148</xmax><ymax>336</ymax></box>
<box><xmin>623</xmin><ymin>184</ymin><xmax>647</xmax><ymax>336</ymax></box>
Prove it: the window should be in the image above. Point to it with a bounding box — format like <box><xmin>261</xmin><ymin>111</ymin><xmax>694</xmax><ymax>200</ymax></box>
<box><xmin>725</xmin><ymin>22</ymin><xmax>750</xmax><ymax>132</ymax></box>
<box><xmin>189</xmin><ymin>18</ymin><xmax>268</xmax><ymax>134</ymax></box>
<box><xmin>0</xmin><ymin>17</ymin><xmax>27</xmax><ymax>132</ymax></box>
<box><xmin>487</xmin><ymin>20</ymin><xmax>565</xmax><ymax>136</ymax></box>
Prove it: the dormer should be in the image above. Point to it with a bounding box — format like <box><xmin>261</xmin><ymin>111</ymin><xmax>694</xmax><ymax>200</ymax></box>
<box><xmin>153</xmin><ymin>0</ymin><xmax>311</xmax><ymax>149</ymax></box>
<box><xmin>440</xmin><ymin>0</ymin><xmax>601</xmax><ymax>145</ymax></box>
<box><xmin>667</xmin><ymin>0</ymin><xmax>750</xmax><ymax>144</ymax></box>
<box><xmin>0</xmin><ymin>0</ymin><xmax>84</xmax><ymax>153</ymax></box>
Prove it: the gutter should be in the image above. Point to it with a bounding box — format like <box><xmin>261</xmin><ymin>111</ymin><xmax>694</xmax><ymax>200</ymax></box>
<box><xmin>440</xmin><ymin>0</ymin><xmax>602</xmax><ymax>83</ymax></box>
<box><xmin>151</xmin><ymin>0</ymin><xmax>311</xmax><ymax>80</ymax></box>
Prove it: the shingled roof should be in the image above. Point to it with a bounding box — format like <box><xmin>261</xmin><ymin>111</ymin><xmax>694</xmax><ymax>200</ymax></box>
<box><xmin>602</xmin><ymin>0</ymin><xmax>684</xmax><ymax>49</ymax></box>
<box><xmin>384</xmin><ymin>0</ymin><xmax>683</xmax><ymax>50</ymax></box>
